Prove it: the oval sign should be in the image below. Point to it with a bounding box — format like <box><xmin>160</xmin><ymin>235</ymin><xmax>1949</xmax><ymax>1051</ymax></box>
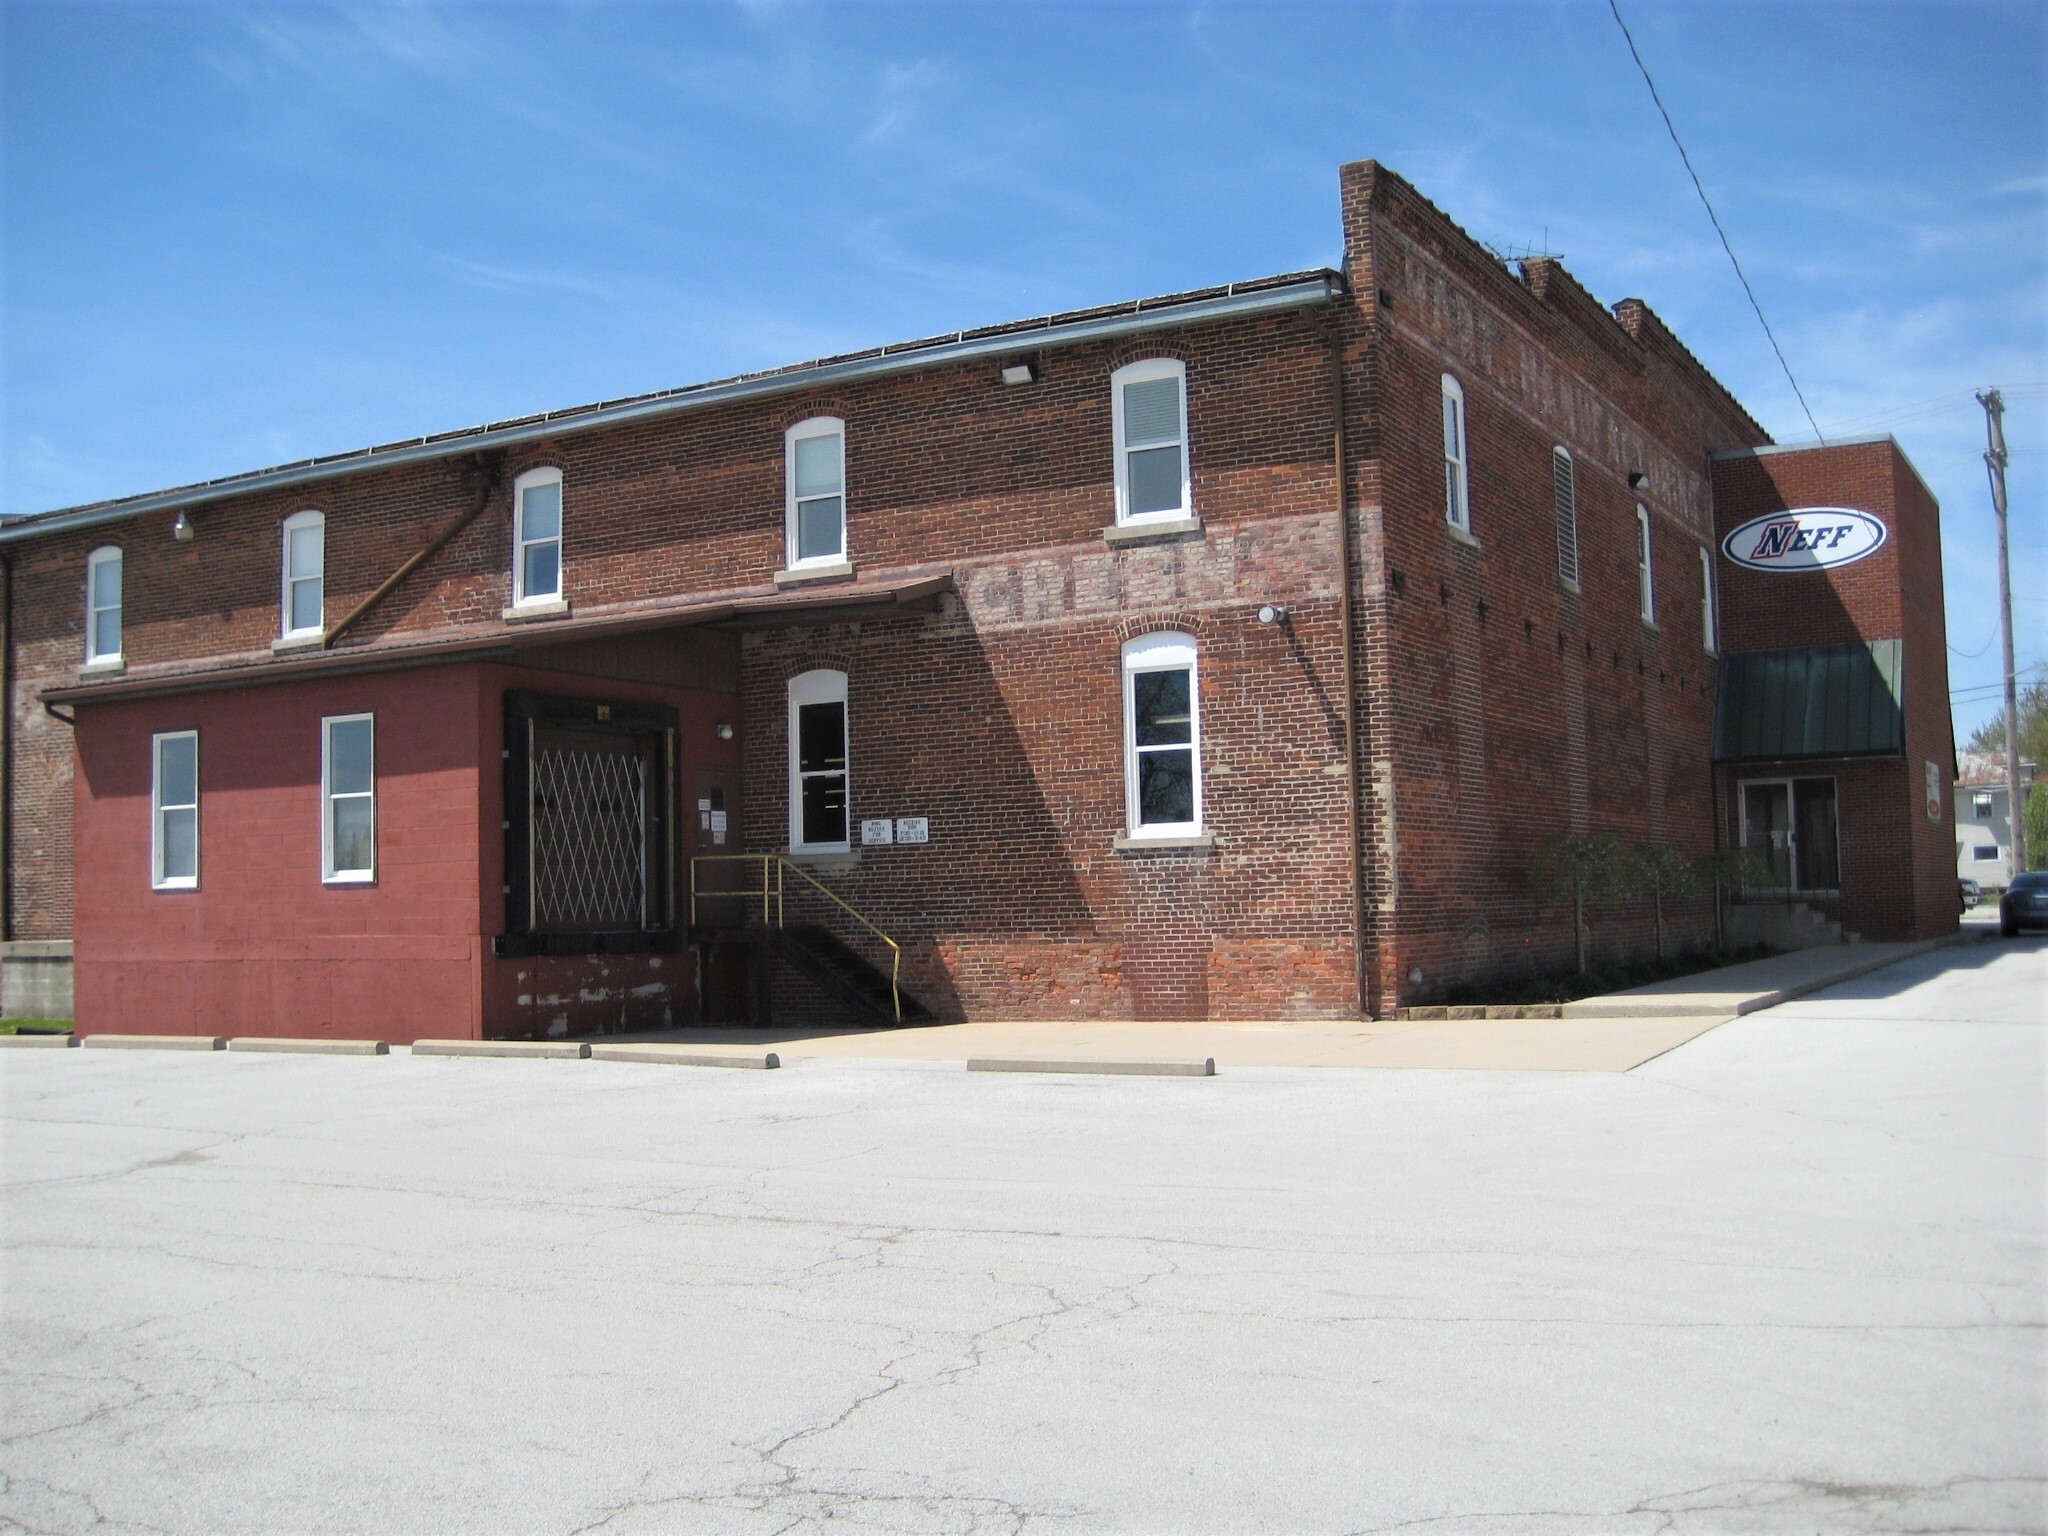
<box><xmin>1721</xmin><ymin>507</ymin><xmax>1887</xmax><ymax>573</ymax></box>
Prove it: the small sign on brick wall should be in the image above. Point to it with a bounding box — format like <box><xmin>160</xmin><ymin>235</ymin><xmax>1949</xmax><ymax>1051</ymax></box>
<box><xmin>895</xmin><ymin>817</ymin><xmax>930</xmax><ymax>845</ymax></box>
<box><xmin>860</xmin><ymin>818</ymin><xmax>894</xmax><ymax>845</ymax></box>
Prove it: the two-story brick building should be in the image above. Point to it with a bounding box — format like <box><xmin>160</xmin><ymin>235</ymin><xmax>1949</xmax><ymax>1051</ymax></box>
<box><xmin>0</xmin><ymin>161</ymin><xmax>1958</xmax><ymax>1041</ymax></box>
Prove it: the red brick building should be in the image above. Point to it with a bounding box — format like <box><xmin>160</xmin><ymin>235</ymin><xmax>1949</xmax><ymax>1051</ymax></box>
<box><xmin>0</xmin><ymin>162</ymin><xmax>1958</xmax><ymax>1040</ymax></box>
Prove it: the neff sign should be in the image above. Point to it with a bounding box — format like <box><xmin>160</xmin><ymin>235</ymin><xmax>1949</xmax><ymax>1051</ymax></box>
<box><xmin>1722</xmin><ymin>508</ymin><xmax>1887</xmax><ymax>573</ymax></box>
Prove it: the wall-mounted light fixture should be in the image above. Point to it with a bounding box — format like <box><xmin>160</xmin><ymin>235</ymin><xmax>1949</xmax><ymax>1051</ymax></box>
<box><xmin>172</xmin><ymin>512</ymin><xmax>194</xmax><ymax>542</ymax></box>
<box><xmin>715</xmin><ymin>723</ymin><xmax>735</xmax><ymax>741</ymax></box>
<box><xmin>1627</xmin><ymin>471</ymin><xmax>1651</xmax><ymax>491</ymax></box>
<box><xmin>1000</xmin><ymin>361</ymin><xmax>1038</xmax><ymax>386</ymax></box>
<box><xmin>1257</xmin><ymin>603</ymin><xmax>1289</xmax><ymax>626</ymax></box>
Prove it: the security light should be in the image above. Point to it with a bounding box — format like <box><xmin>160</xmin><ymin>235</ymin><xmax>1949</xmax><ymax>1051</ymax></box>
<box><xmin>1257</xmin><ymin>604</ymin><xmax>1289</xmax><ymax>625</ymax></box>
<box><xmin>1001</xmin><ymin>361</ymin><xmax>1038</xmax><ymax>386</ymax></box>
<box><xmin>715</xmin><ymin>723</ymin><xmax>735</xmax><ymax>741</ymax></box>
<box><xmin>1628</xmin><ymin>471</ymin><xmax>1651</xmax><ymax>490</ymax></box>
<box><xmin>172</xmin><ymin>512</ymin><xmax>194</xmax><ymax>542</ymax></box>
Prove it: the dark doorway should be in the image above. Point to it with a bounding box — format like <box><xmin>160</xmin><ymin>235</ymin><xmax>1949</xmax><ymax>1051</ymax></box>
<box><xmin>691</xmin><ymin>766</ymin><xmax>753</xmax><ymax>1023</ymax></box>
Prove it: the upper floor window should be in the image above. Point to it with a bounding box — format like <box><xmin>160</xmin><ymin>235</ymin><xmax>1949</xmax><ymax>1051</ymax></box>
<box><xmin>788</xmin><ymin>669</ymin><xmax>849</xmax><ymax>853</ymax></box>
<box><xmin>513</xmin><ymin>467</ymin><xmax>564</xmax><ymax>606</ymax></box>
<box><xmin>282</xmin><ymin>511</ymin><xmax>325</xmax><ymax>638</ymax></box>
<box><xmin>1122</xmin><ymin>632</ymin><xmax>1202</xmax><ymax>838</ymax></box>
<box><xmin>1700</xmin><ymin>545</ymin><xmax>1719</xmax><ymax>653</ymax></box>
<box><xmin>85</xmin><ymin>547</ymin><xmax>123</xmax><ymax>665</ymax></box>
<box><xmin>1637</xmin><ymin>505</ymin><xmax>1656</xmax><ymax>623</ymax></box>
<box><xmin>1442</xmin><ymin>375</ymin><xmax>1470</xmax><ymax>532</ymax></box>
<box><xmin>321</xmin><ymin>714</ymin><xmax>376</xmax><ymax>883</ymax></box>
<box><xmin>785</xmin><ymin>418</ymin><xmax>846</xmax><ymax>568</ymax></box>
<box><xmin>152</xmin><ymin>730</ymin><xmax>199</xmax><ymax>890</ymax></box>
<box><xmin>1551</xmin><ymin>448</ymin><xmax>1579</xmax><ymax>586</ymax></box>
<box><xmin>1112</xmin><ymin>359</ymin><xmax>1189</xmax><ymax>523</ymax></box>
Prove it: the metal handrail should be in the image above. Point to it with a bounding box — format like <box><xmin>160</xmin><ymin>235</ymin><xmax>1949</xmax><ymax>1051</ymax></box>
<box><xmin>690</xmin><ymin>853</ymin><xmax>902</xmax><ymax>1021</ymax></box>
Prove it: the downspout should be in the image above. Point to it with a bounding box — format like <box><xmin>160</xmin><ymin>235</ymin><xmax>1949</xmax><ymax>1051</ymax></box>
<box><xmin>1327</xmin><ymin>307</ymin><xmax>1369</xmax><ymax>1018</ymax></box>
<box><xmin>0</xmin><ymin>552</ymin><xmax>10</xmax><ymax>943</ymax></box>
<box><xmin>324</xmin><ymin>455</ymin><xmax>502</xmax><ymax>649</ymax></box>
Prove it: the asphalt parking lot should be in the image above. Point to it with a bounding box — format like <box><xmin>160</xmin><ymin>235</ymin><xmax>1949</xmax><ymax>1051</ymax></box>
<box><xmin>3</xmin><ymin>938</ymin><xmax>2043</xmax><ymax>1535</ymax></box>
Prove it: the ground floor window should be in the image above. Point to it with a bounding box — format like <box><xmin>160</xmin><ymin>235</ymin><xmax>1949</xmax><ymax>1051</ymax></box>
<box><xmin>321</xmin><ymin>714</ymin><xmax>376</xmax><ymax>882</ymax></box>
<box><xmin>501</xmin><ymin>692</ymin><xmax>677</xmax><ymax>955</ymax></box>
<box><xmin>788</xmin><ymin>669</ymin><xmax>849</xmax><ymax>852</ymax></box>
<box><xmin>1739</xmin><ymin>775</ymin><xmax>1840</xmax><ymax>893</ymax></box>
<box><xmin>1123</xmin><ymin>632</ymin><xmax>1201</xmax><ymax>837</ymax></box>
<box><xmin>152</xmin><ymin>730</ymin><xmax>198</xmax><ymax>890</ymax></box>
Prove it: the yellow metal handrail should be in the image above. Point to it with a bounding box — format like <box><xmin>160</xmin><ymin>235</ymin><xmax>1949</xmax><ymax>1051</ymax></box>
<box><xmin>690</xmin><ymin>853</ymin><xmax>903</xmax><ymax>1022</ymax></box>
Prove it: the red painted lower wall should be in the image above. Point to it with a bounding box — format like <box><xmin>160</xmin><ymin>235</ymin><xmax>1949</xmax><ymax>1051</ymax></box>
<box><xmin>73</xmin><ymin>665</ymin><xmax>486</xmax><ymax>1040</ymax></box>
<box><xmin>71</xmin><ymin>658</ymin><xmax>744</xmax><ymax>1042</ymax></box>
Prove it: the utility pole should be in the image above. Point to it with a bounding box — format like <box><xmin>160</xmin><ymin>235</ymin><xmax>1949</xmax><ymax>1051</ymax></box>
<box><xmin>1978</xmin><ymin>388</ymin><xmax>2026</xmax><ymax>875</ymax></box>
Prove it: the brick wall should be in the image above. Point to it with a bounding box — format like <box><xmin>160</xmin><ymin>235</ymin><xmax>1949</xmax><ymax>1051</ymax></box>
<box><xmin>9</xmin><ymin>159</ymin><xmax>1955</xmax><ymax>1023</ymax></box>
<box><xmin>1340</xmin><ymin>163</ymin><xmax>1767</xmax><ymax>1007</ymax></box>
<box><xmin>1709</xmin><ymin>439</ymin><xmax>1958</xmax><ymax>941</ymax></box>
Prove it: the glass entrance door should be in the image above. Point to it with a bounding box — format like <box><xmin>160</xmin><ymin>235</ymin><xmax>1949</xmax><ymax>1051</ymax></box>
<box><xmin>1741</xmin><ymin>781</ymin><xmax>1794</xmax><ymax>889</ymax></box>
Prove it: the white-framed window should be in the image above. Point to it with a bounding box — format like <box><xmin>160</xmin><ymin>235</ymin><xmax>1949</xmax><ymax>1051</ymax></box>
<box><xmin>1442</xmin><ymin>375</ymin><xmax>1470</xmax><ymax>532</ymax></box>
<box><xmin>1700</xmin><ymin>544</ymin><xmax>1718</xmax><ymax>653</ymax></box>
<box><xmin>1637</xmin><ymin>504</ymin><xmax>1656</xmax><ymax>623</ymax></box>
<box><xmin>513</xmin><ymin>467</ymin><xmax>564</xmax><ymax>606</ymax></box>
<box><xmin>152</xmin><ymin>730</ymin><xmax>199</xmax><ymax>890</ymax></box>
<box><xmin>321</xmin><ymin>714</ymin><xmax>376</xmax><ymax>883</ymax></box>
<box><xmin>281</xmin><ymin>510</ymin><xmax>325</xmax><ymax>638</ymax></box>
<box><xmin>1973</xmin><ymin>844</ymin><xmax>2000</xmax><ymax>862</ymax></box>
<box><xmin>1111</xmin><ymin>359</ymin><xmax>1190</xmax><ymax>524</ymax></box>
<box><xmin>785</xmin><ymin>418</ymin><xmax>846</xmax><ymax>568</ymax></box>
<box><xmin>85</xmin><ymin>546</ymin><xmax>123</xmax><ymax>664</ymax></box>
<box><xmin>1122</xmin><ymin>631</ymin><xmax>1202</xmax><ymax>838</ymax></box>
<box><xmin>788</xmin><ymin>669</ymin><xmax>849</xmax><ymax>852</ymax></box>
<box><xmin>1551</xmin><ymin>447</ymin><xmax>1578</xmax><ymax>585</ymax></box>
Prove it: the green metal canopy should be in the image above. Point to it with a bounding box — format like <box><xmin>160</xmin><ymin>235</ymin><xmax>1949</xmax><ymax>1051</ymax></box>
<box><xmin>1712</xmin><ymin>640</ymin><xmax>1904</xmax><ymax>762</ymax></box>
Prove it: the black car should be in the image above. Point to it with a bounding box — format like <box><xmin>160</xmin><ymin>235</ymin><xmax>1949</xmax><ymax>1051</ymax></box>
<box><xmin>1960</xmin><ymin>876</ymin><xmax>1982</xmax><ymax>911</ymax></box>
<box><xmin>1999</xmin><ymin>872</ymin><xmax>2048</xmax><ymax>937</ymax></box>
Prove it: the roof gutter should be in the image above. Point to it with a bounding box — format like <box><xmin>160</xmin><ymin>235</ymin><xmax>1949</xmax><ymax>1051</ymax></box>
<box><xmin>0</xmin><ymin>275</ymin><xmax>1343</xmax><ymax>546</ymax></box>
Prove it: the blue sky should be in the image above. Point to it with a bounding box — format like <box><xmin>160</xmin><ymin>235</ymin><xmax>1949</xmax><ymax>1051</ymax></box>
<box><xmin>3</xmin><ymin>0</ymin><xmax>2042</xmax><ymax>741</ymax></box>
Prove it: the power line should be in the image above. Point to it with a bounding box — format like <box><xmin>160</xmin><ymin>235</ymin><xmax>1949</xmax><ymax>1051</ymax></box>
<box><xmin>1606</xmin><ymin>0</ymin><xmax>1825</xmax><ymax>443</ymax></box>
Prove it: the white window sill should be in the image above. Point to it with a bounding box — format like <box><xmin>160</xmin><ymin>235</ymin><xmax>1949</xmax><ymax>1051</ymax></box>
<box><xmin>785</xmin><ymin>847</ymin><xmax>858</xmax><ymax>870</ymax></box>
<box><xmin>504</xmin><ymin>598</ymin><xmax>571</xmax><ymax>622</ymax></box>
<box><xmin>1112</xmin><ymin>831</ymin><xmax>1216</xmax><ymax>852</ymax></box>
<box><xmin>1641</xmin><ymin>617</ymin><xmax>1660</xmax><ymax>633</ymax></box>
<box><xmin>322</xmin><ymin>873</ymin><xmax>376</xmax><ymax>887</ymax></box>
<box><xmin>1447</xmin><ymin>522</ymin><xmax>1482</xmax><ymax>550</ymax></box>
<box><xmin>78</xmin><ymin>658</ymin><xmax>126</xmax><ymax>677</ymax></box>
<box><xmin>273</xmin><ymin>633</ymin><xmax>326</xmax><ymax>654</ymax></box>
<box><xmin>1102</xmin><ymin>516</ymin><xmax>1202</xmax><ymax>546</ymax></box>
<box><xmin>775</xmin><ymin>561</ymin><xmax>855</xmax><ymax>588</ymax></box>
<box><xmin>1559</xmin><ymin>576</ymin><xmax>1582</xmax><ymax>597</ymax></box>
<box><xmin>151</xmin><ymin>880</ymin><xmax>199</xmax><ymax>893</ymax></box>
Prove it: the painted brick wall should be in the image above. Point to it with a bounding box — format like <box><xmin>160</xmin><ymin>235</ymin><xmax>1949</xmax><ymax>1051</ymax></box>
<box><xmin>71</xmin><ymin>665</ymin><xmax>486</xmax><ymax>1038</ymax></box>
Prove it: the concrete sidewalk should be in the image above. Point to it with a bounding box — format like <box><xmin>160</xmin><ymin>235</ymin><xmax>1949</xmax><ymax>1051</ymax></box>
<box><xmin>1559</xmin><ymin>934</ymin><xmax>1968</xmax><ymax>1018</ymax></box>
<box><xmin>586</xmin><ymin>935</ymin><xmax>1973</xmax><ymax>1073</ymax></box>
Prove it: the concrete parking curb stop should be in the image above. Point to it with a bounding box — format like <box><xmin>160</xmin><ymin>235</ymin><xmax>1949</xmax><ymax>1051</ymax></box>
<box><xmin>411</xmin><ymin>1039</ymin><xmax>590</xmax><ymax>1059</ymax></box>
<box><xmin>587</xmin><ymin>1045</ymin><xmax>779</xmax><ymax>1069</ymax></box>
<box><xmin>0</xmin><ymin>1032</ymin><xmax>76</xmax><ymax>1048</ymax></box>
<box><xmin>229</xmin><ymin>1038</ymin><xmax>390</xmax><ymax>1056</ymax></box>
<box><xmin>81</xmin><ymin>1035</ymin><xmax>226</xmax><ymax>1051</ymax></box>
<box><xmin>967</xmin><ymin>1057</ymin><xmax>1217</xmax><ymax>1077</ymax></box>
